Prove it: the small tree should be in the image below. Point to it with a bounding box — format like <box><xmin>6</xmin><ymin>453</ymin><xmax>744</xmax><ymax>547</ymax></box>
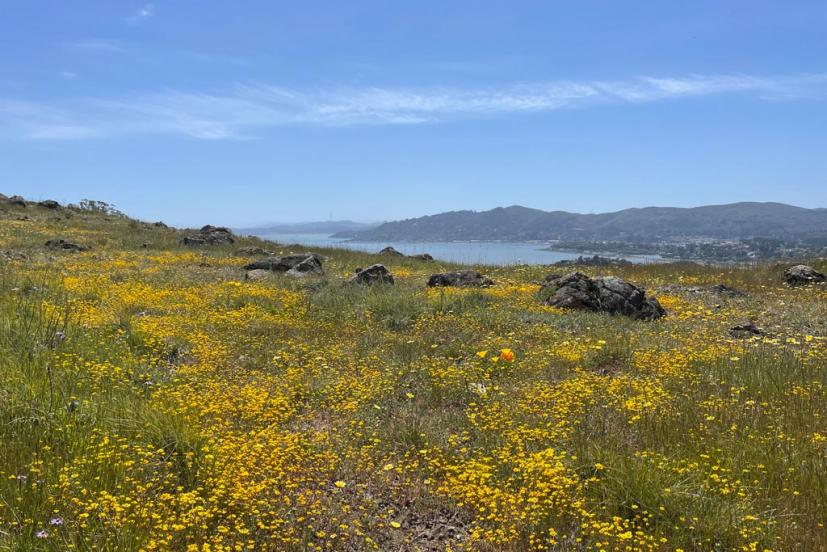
<box><xmin>77</xmin><ymin>199</ymin><xmax>126</xmax><ymax>218</ymax></box>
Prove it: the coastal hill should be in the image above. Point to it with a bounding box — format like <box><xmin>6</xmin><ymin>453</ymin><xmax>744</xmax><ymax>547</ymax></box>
<box><xmin>334</xmin><ymin>202</ymin><xmax>827</xmax><ymax>242</ymax></box>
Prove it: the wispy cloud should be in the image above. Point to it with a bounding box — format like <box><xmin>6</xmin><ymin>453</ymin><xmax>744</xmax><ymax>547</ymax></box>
<box><xmin>0</xmin><ymin>99</ymin><xmax>99</xmax><ymax>140</ymax></box>
<box><xmin>128</xmin><ymin>4</ymin><xmax>155</xmax><ymax>25</ymax></box>
<box><xmin>1</xmin><ymin>73</ymin><xmax>825</xmax><ymax>141</ymax></box>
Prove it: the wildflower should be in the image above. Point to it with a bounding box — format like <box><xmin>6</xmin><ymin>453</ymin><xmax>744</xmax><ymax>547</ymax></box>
<box><xmin>468</xmin><ymin>382</ymin><xmax>487</xmax><ymax>397</ymax></box>
<box><xmin>50</xmin><ymin>517</ymin><xmax>64</xmax><ymax>526</ymax></box>
<box><xmin>500</xmin><ymin>348</ymin><xmax>515</xmax><ymax>362</ymax></box>
<box><xmin>390</xmin><ymin>521</ymin><xmax>401</xmax><ymax>528</ymax></box>
<box><xmin>476</xmin><ymin>350</ymin><xmax>487</xmax><ymax>358</ymax></box>
<box><xmin>35</xmin><ymin>530</ymin><xmax>49</xmax><ymax>539</ymax></box>
<box><xmin>383</xmin><ymin>463</ymin><xmax>394</xmax><ymax>471</ymax></box>
<box><xmin>334</xmin><ymin>480</ymin><xmax>346</xmax><ymax>488</ymax></box>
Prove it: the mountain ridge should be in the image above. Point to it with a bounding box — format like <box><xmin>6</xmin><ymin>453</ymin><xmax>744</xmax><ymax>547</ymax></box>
<box><xmin>334</xmin><ymin>202</ymin><xmax>827</xmax><ymax>243</ymax></box>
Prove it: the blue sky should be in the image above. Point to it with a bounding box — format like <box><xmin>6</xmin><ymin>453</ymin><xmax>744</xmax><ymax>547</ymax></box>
<box><xmin>2</xmin><ymin>1</ymin><xmax>826</xmax><ymax>226</ymax></box>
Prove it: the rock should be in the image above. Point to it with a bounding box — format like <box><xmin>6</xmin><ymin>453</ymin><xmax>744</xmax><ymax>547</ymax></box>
<box><xmin>784</xmin><ymin>265</ymin><xmax>825</xmax><ymax>286</ymax></box>
<box><xmin>409</xmin><ymin>253</ymin><xmax>434</xmax><ymax>261</ymax></box>
<box><xmin>542</xmin><ymin>272</ymin><xmax>665</xmax><ymax>320</ymax></box>
<box><xmin>37</xmin><ymin>200</ymin><xmax>60</xmax><ymax>209</ymax></box>
<box><xmin>350</xmin><ymin>264</ymin><xmax>394</xmax><ymax>285</ymax></box>
<box><xmin>285</xmin><ymin>255</ymin><xmax>325</xmax><ymax>277</ymax></box>
<box><xmin>729</xmin><ymin>322</ymin><xmax>764</xmax><ymax>338</ymax></box>
<box><xmin>244</xmin><ymin>253</ymin><xmax>323</xmax><ymax>274</ymax></box>
<box><xmin>45</xmin><ymin>239</ymin><xmax>89</xmax><ymax>252</ymax></box>
<box><xmin>707</xmin><ymin>284</ymin><xmax>747</xmax><ymax>297</ymax></box>
<box><xmin>153</xmin><ymin>221</ymin><xmax>168</xmax><ymax>228</ymax></box>
<box><xmin>7</xmin><ymin>195</ymin><xmax>26</xmax><ymax>207</ymax></box>
<box><xmin>379</xmin><ymin>246</ymin><xmax>405</xmax><ymax>257</ymax></box>
<box><xmin>181</xmin><ymin>225</ymin><xmax>235</xmax><ymax>246</ymax></box>
<box><xmin>235</xmin><ymin>246</ymin><xmax>273</xmax><ymax>256</ymax></box>
<box><xmin>181</xmin><ymin>235</ymin><xmax>209</xmax><ymax>246</ymax></box>
<box><xmin>245</xmin><ymin>269</ymin><xmax>272</xmax><ymax>281</ymax></box>
<box><xmin>427</xmin><ymin>270</ymin><xmax>494</xmax><ymax>288</ymax></box>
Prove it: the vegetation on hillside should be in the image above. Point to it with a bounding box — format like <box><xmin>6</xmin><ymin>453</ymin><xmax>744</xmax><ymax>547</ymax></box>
<box><xmin>1</xmin><ymin>200</ymin><xmax>826</xmax><ymax>551</ymax></box>
<box><xmin>338</xmin><ymin>203</ymin><xmax>827</xmax><ymax>252</ymax></box>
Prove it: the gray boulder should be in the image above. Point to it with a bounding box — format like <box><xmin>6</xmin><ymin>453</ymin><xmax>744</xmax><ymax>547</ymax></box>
<box><xmin>182</xmin><ymin>225</ymin><xmax>235</xmax><ymax>246</ymax></box>
<box><xmin>379</xmin><ymin>246</ymin><xmax>405</xmax><ymax>257</ymax></box>
<box><xmin>427</xmin><ymin>270</ymin><xmax>494</xmax><ymax>288</ymax></box>
<box><xmin>350</xmin><ymin>264</ymin><xmax>394</xmax><ymax>285</ymax></box>
<box><xmin>784</xmin><ymin>265</ymin><xmax>825</xmax><ymax>286</ymax></box>
<box><xmin>285</xmin><ymin>255</ymin><xmax>325</xmax><ymax>277</ymax></box>
<box><xmin>245</xmin><ymin>253</ymin><xmax>323</xmax><ymax>274</ymax></box>
<box><xmin>235</xmin><ymin>246</ymin><xmax>273</xmax><ymax>256</ymax></box>
<box><xmin>729</xmin><ymin>322</ymin><xmax>764</xmax><ymax>338</ymax></box>
<box><xmin>7</xmin><ymin>195</ymin><xmax>26</xmax><ymax>207</ymax></box>
<box><xmin>409</xmin><ymin>253</ymin><xmax>434</xmax><ymax>261</ymax></box>
<box><xmin>45</xmin><ymin>239</ymin><xmax>89</xmax><ymax>252</ymax></box>
<box><xmin>542</xmin><ymin>272</ymin><xmax>665</xmax><ymax>320</ymax></box>
<box><xmin>38</xmin><ymin>200</ymin><xmax>60</xmax><ymax>209</ymax></box>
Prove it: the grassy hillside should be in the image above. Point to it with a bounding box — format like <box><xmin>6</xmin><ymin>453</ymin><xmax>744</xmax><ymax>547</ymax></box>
<box><xmin>341</xmin><ymin>202</ymin><xmax>827</xmax><ymax>243</ymax></box>
<box><xmin>1</xmin><ymin>200</ymin><xmax>826</xmax><ymax>551</ymax></box>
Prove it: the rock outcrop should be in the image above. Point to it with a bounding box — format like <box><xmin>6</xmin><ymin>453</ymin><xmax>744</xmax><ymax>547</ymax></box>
<box><xmin>45</xmin><ymin>239</ymin><xmax>89</xmax><ymax>252</ymax></box>
<box><xmin>285</xmin><ymin>256</ymin><xmax>325</xmax><ymax>278</ymax></box>
<box><xmin>409</xmin><ymin>253</ymin><xmax>434</xmax><ymax>261</ymax></box>
<box><xmin>427</xmin><ymin>270</ymin><xmax>494</xmax><ymax>288</ymax></box>
<box><xmin>542</xmin><ymin>272</ymin><xmax>665</xmax><ymax>320</ymax></box>
<box><xmin>350</xmin><ymin>264</ymin><xmax>394</xmax><ymax>285</ymax></box>
<box><xmin>182</xmin><ymin>225</ymin><xmax>235</xmax><ymax>246</ymax></box>
<box><xmin>38</xmin><ymin>200</ymin><xmax>60</xmax><ymax>209</ymax></box>
<box><xmin>784</xmin><ymin>265</ymin><xmax>825</xmax><ymax>286</ymax></box>
<box><xmin>244</xmin><ymin>253</ymin><xmax>323</xmax><ymax>276</ymax></box>
<box><xmin>379</xmin><ymin>246</ymin><xmax>405</xmax><ymax>257</ymax></box>
<box><xmin>729</xmin><ymin>322</ymin><xmax>764</xmax><ymax>338</ymax></box>
<box><xmin>235</xmin><ymin>246</ymin><xmax>273</xmax><ymax>256</ymax></box>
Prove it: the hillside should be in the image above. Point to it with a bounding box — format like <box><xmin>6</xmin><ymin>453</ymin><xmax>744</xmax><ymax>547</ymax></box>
<box><xmin>1</xmin><ymin>194</ymin><xmax>826</xmax><ymax>550</ymax></box>
<box><xmin>337</xmin><ymin>202</ymin><xmax>827</xmax><ymax>242</ymax></box>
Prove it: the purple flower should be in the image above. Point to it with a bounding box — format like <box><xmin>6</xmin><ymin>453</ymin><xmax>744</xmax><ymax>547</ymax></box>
<box><xmin>35</xmin><ymin>529</ymin><xmax>49</xmax><ymax>539</ymax></box>
<box><xmin>50</xmin><ymin>517</ymin><xmax>64</xmax><ymax>526</ymax></box>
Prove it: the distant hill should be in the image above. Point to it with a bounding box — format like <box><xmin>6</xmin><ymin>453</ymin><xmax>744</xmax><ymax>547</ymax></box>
<box><xmin>238</xmin><ymin>220</ymin><xmax>380</xmax><ymax>235</ymax></box>
<box><xmin>335</xmin><ymin>203</ymin><xmax>827</xmax><ymax>243</ymax></box>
